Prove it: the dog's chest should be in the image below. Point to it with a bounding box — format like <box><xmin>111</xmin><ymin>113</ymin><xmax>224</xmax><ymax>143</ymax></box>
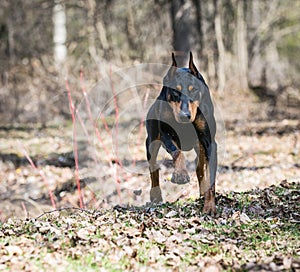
<box><xmin>161</xmin><ymin>121</ymin><xmax>198</xmax><ymax>151</ymax></box>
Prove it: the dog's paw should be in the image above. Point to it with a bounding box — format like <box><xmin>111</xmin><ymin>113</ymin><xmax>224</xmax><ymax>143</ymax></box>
<box><xmin>171</xmin><ymin>169</ymin><xmax>190</xmax><ymax>184</ymax></box>
<box><xmin>150</xmin><ymin>187</ymin><xmax>163</xmax><ymax>203</ymax></box>
<box><xmin>202</xmin><ymin>203</ymin><xmax>217</xmax><ymax>216</ymax></box>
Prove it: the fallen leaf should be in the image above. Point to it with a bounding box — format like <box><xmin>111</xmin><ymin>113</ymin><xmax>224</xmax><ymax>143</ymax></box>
<box><xmin>240</xmin><ymin>213</ymin><xmax>251</xmax><ymax>224</ymax></box>
<box><xmin>76</xmin><ymin>228</ymin><xmax>90</xmax><ymax>240</ymax></box>
<box><xmin>165</xmin><ymin>210</ymin><xmax>177</xmax><ymax>218</ymax></box>
<box><xmin>5</xmin><ymin>245</ymin><xmax>23</xmax><ymax>256</ymax></box>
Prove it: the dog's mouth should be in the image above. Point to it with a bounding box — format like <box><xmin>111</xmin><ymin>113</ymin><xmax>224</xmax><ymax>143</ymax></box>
<box><xmin>177</xmin><ymin>116</ymin><xmax>192</xmax><ymax>123</ymax></box>
<box><xmin>175</xmin><ymin>112</ymin><xmax>194</xmax><ymax>123</ymax></box>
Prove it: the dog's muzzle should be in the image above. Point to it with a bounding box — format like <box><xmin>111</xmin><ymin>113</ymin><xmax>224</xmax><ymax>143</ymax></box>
<box><xmin>178</xmin><ymin>110</ymin><xmax>191</xmax><ymax>123</ymax></box>
<box><xmin>178</xmin><ymin>100</ymin><xmax>191</xmax><ymax>123</ymax></box>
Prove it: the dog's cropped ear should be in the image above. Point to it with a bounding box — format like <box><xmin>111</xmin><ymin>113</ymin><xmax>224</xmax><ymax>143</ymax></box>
<box><xmin>167</xmin><ymin>52</ymin><xmax>177</xmax><ymax>79</ymax></box>
<box><xmin>171</xmin><ymin>52</ymin><xmax>177</xmax><ymax>67</ymax></box>
<box><xmin>189</xmin><ymin>52</ymin><xmax>200</xmax><ymax>78</ymax></box>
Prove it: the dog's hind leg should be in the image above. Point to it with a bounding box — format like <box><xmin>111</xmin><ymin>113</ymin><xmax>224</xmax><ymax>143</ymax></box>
<box><xmin>209</xmin><ymin>141</ymin><xmax>218</xmax><ymax>188</ymax></box>
<box><xmin>146</xmin><ymin>136</ymin><xmax>162</xmax><ymax>203</ymax></box>
<box><xmin>195</xmin><ymin>142</ymin><xmax>216</xmax><ymax>215</ymax></box>
<box><xmin>203</xmin><ymin>141</ymin><xmax>217</xmax><ymax>214</ymax></box>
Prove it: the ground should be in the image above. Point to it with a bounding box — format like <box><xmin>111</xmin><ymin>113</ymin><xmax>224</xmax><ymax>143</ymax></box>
<box><xmin>0</xmin><ymin>181</ymin><xmax>299</xmax><ymax>271</ymax></box>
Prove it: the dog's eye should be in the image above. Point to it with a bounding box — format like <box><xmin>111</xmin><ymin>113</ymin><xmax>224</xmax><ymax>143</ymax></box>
<box><xmin>173</xmin><ymin>91</ymin><xmax>179</xmax><ymax>97</ymax></box>
<box><xmin>172</xmin><ymin>90</ymin><xmax>181</xmax><ymax>101</ymax></box>
<box><xmin>188</xmin><ymin>85</ymin><xmax>194</xmax><ymax>91</ymax></box>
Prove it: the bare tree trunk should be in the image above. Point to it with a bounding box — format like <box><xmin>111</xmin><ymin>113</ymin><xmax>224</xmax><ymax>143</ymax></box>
<box><xmin>170</xmin><ymin>0</ymin><xmax>193</xmax><ymax>66</ymax></box>
<box><xmin>53</xmin><ymin>0</ymin><xmax>67</xmax><ymax>67</ymax></box>
<box><xmin>202</xmin><ymin>1</ymin><xmax>218</xmax><ymax>89</ymax></box>
<box><xmin>236</xmin><ymin>0</ymin><xmax>248</xmax><ymax>90</ymax></box>
<box><xmin>192</xmin><ymin>0</ymin><xmax>204</xmax><ymax>58</ymax></box>
<box><xmin>87</xmin><ymin>0</ymin><xmax>100</xmax><ymax>62</ymax></box>
<box><xmin>125</xmin><ymin>0</ymin><xmax>140</xmax><ymax>60</ymax></box>
<box><xmin>247</xmin><ymin>0</ymin><xmax>289</xmax><ymax>110</ymax></box>
<box><xmin>96</xmin><ymin>20</ymin><xmax>109</xmax><ymax>53</ymax></box>
<box><xmin>214</xmin><ymin>0</ymin><xmax>226</xmax><ymax>91</ymax></box>
<box><xmin>247</xmin><ymin>0</ymin><xmax>263</xmax><ymax>88</ymax></box>
<box><xmin>6</xmin><ymin>14</ymin><xmax>15</xmax><ymax>65</ymax></box>
<box><xmin>100</xmin><ymin>1</ymin><xmax>114</xmax><ymax>60</ymax></box>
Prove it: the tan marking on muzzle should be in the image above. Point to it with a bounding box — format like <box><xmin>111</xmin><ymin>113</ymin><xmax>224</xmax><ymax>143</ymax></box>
<box><xmin>170</xmin><ymin>100</ymin><xmax>185</xmax><ymax>122</ymax></box>
<box><xmin>188</xmin><ymin>101</ymin><xmax>199</xmax><ymax>122</ymax></box>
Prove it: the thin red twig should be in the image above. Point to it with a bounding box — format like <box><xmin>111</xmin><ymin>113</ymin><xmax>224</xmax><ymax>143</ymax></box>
<box><xmin>80</xmin><ymin>67</ymin><xmax>122</xmax><ymax>204</ymax></box>
<box><xmin>18</xmin><ymin>143</ymin><xmax>56</xmax><ymax>209</ymax></box>
<box><xmin>80</xmin><ymin>67</ymin><xmax>112</xmax><ymax>137</ymax></box>
<box><xmin>99</xmin><ymin>111</ymin><xmax>112</xmax><ymax>136</ymax></box>
<box><xmin>66</xmin><ymin>79</ymin><xmax>84</xmax><ymax>209</ymax></box>
<box><xmin>21</xmin><ymin>202</ymin><xmax>28</xmax><ymax>218</ymax></box>
<box><xmin>80</xmin><ymin>68</ymin><xmax>111</xmax><ymax>161</ymax></box>
<box><xmin>75</xmin><ymin>109</ymin><xmax>101</xmax><ymax>176</ymax></box>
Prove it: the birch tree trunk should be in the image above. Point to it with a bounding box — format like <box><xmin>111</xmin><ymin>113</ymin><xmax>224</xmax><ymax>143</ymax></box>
<box><xmin>53</xmin><ymin>0</ymin><xmax>67</xmax><ymax>67</ymax></box>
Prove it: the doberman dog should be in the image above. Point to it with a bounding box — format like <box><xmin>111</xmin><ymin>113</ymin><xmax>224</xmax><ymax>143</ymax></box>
<box><xmin>145</xmin><ymin>52</ymin><xmax>217</xmax><ymax>214</ymax></box>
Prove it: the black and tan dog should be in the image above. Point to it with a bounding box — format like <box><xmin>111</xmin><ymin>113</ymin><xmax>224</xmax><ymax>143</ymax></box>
<box><xmin>146</xmin><ymin>52</ymin><xmax>217</xmax><ymax>214</ymax></box>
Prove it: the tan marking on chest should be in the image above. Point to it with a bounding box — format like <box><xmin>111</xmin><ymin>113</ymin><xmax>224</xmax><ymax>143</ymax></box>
<box><xmin>194</xmin><ymin>118</ymin><xmax>206</xmax><ymax>130</ymax></box>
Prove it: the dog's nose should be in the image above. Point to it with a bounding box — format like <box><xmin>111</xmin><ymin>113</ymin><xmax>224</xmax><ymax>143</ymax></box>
<box><xmin>180</xmin><ymin>100</ymin><xmax>191</xmax><ymax>120</ymax></box>
<box><xmin>179</xmin><ymin>110</ymin><xmax>191</xmax><ymax>120</ymax></box>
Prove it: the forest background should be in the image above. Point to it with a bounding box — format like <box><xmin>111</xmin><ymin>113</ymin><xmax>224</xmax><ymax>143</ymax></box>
<box><xmin>0</xmin><ymin>0</ymin><xmax>299</xmax><ymax>124</ymax></box>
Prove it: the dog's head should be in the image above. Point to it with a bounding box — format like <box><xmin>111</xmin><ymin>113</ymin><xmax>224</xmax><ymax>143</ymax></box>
<box><xmin>163</xmin><ymin>52</ymin><xmax>207</xmax><ymax>123</ymax></box>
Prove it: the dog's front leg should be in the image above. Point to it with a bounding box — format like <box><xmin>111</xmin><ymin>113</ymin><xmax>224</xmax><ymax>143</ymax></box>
<box><xmin>195</xmin><ymin>142</ymin><xmax>216</xmax><ymax>215</ymax></box>
<box><xmin>161</xmin><ymin>134</ymin><xmax>190</xmax><ymax>185</ymax></box>
<box><xmin>146</xmin><ymin>135</ymin><xmax>162</xmax><ymax>203</ymax></box>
